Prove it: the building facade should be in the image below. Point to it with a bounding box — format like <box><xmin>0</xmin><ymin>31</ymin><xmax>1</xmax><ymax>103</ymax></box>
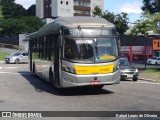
<box><xmin>36</xmin><ymin>0</ymin><xmax>104</xmax><ymax>18</ymax></box>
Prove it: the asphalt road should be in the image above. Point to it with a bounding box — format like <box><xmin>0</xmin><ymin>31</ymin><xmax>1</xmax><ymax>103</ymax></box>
<box><xmin>0</xmin><ymin>62</ymin><xmax>160</xmax><ymax>120</ymax></box>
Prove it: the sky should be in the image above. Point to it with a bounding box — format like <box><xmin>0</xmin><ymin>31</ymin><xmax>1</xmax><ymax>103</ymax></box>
<box><xmin>15</xmin><ymin>0</ymin><xmax>143</xmax><ymax>24</ymax></box>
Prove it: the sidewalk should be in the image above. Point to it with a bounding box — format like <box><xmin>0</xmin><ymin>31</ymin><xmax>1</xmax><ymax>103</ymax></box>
<box><xmin>139</xmin><ymin>71</ymin><xmax>160</xmax><ymax>82</ymax></box>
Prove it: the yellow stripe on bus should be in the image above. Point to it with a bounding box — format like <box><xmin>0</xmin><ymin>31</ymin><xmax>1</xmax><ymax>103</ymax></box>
<box><xmin>74</xmin><ymin>64</ymin><xmax>114</xmax><ymax>75</ymax></box>
<box><xmin>99</xmin><ymin>56</ymin><xmax>115</xmax><ymax>61</ymax></box>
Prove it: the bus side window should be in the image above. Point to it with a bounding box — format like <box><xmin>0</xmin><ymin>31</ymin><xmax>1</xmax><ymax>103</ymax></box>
<box><xmin>64</xmin><ymin>39</ymin><xmax>76</xmax><ymax>59</ymax></box>
<box><xmin>51</xmin><ymin>34</ymin><xmax>55</xmax><ymax>61</ymax></box>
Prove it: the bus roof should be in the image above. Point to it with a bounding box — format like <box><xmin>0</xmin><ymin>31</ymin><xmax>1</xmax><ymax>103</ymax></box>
<box><xmin>54</xmin><ymin>17</ymin><xmax>115</xmax><ymax>27</ymax></box>
<box><xmin>30</xmin><ymin>17</ymin><xmax>115</xmax><ymax>38</ymax></box>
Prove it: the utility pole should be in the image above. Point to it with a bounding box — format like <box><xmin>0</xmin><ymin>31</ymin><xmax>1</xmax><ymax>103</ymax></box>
<box><xmin>144</xmin><ymin>35</ymin><xmax>147</xmax><ymax>69</ymax></box>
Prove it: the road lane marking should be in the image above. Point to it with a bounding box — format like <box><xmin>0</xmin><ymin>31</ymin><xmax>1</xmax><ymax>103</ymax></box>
<box><xmin>0</xmin><ymin>72</ymin><xmax>33</xmax><ymax>76</ymax></box>
<box><xmin>0</xmin><ymin>67</ymin><xmax>2</xmax><ymax>70</ymax></box>
<box><xmin>0</xmin><ymin>67</ymin><xmax>19</xmax><ymax>69</ymax></box>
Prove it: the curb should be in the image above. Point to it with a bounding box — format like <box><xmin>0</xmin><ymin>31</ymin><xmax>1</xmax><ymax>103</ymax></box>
<box><xmin>139</xmin><ymin>78</ymin><xmax>160</xmax><ymax>83</ymax></box>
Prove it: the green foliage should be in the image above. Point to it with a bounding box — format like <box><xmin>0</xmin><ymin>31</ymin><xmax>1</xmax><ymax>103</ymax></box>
<box><xmin>0</xmin><ymin>51</ymin><xmax>9</xmax><ymax>60</ymax></box>
<box><xmin>0</xmin><ymin>1</ymin><xmax>44</xmax><ymax>37</ymax></box>
<box><xmin>0</xmin><ymin>18</ymin><xmax>29</xmax><ymax>36</ymax></box>
<box><xmin>26</xmin><ymin>5</ymin><xmax>36</xmax><ymax>16</ymax></box>
<box><xmin>2</xmin><ymin>3</ymin><xmax>26</xmax><ymax>19</ymax></box>
<box><xmin>142</xmin><ymin>0</ymin><xmax>160</xmax><ymax>14</ymax></box>
<box><xmin>129</xmin><ymin>12</ymin><xmax>160</xmax><ymax>37</ymax></box>
<box><xmin>0</xmin><ymin>0</ymin><xmax>15</xmax><ymax>6</ymax></box>
<box><xmin>144</xmin><ymin>68</ymin><xmax>160</xmax><ymax>74</ymax></box>
<box><xmin>103</xmin><ymin>11</ymin><xmax>115</xmax><ymax>23</ymax></box>
<box><xmin>0</xmin><ymin>6</ymin><xmax>3</xmax><ymax>19</ymax></box>
<box><xmin>0</xmin><ymin>17</ymin><xmax>44</xmax><ymax>37</ymax></box>
<box><xmin>113</xmin><ymin>12</ymin><xmax>129</xmax><ymax>34</ymax></box>
<box><xmin>92</xmin><ymin>6</ymin><xmax>129</xmax><ymax>34</ymax></box>
<box><xmin>21</xmin><ymin>16</ymin><xmax>45</xmax><ymax>33</ymax></box>
<box><xmin>92</xmin><ymin>6</ymin><xmax>103</xmax><ymax>17</ymax></box>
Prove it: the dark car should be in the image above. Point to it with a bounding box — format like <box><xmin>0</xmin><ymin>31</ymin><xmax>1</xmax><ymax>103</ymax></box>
<box><xmin>120</xmin><ymin>58</ymin><xmax>139</xmax><ymax>81</ymax></box>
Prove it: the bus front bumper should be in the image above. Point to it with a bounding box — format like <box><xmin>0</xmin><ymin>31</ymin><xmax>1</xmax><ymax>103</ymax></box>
<box><xmin>61</xmin><ymin>70</ymin><xmax>121</xmax><ymax>88</ymax></box>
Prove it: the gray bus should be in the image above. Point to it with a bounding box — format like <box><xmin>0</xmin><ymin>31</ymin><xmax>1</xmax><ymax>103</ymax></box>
<box><xmin>29</xmin><ymin>17</ymin><xmax>121</xmax><ymax>89</ymax></box>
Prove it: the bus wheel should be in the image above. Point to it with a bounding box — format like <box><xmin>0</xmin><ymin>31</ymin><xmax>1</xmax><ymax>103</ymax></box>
<box><xmin>49</xmin><ymin>69</ymin><xmax>55</xmax><ymax>87</ymax></box>
<box><xmin>33</xmin><ymin>62</ymin><xmax>35</xmax><ymax>74</ymax></box>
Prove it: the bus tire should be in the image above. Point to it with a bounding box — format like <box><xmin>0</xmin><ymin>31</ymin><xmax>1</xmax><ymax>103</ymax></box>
<box><xmin>49</xmin><ymin>68</ymin><xmax>55</xmax><ymax>87</ymax></box>
<box><xmin>33</xmin><ymin>62</ymin><xmax>35</xmax><ymax>74</ymax></box>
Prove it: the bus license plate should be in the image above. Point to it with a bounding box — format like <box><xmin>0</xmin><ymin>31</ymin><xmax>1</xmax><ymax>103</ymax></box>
<box><xmin>90</xmin><ymin>81</ymin><xmax>100</xmax><ymax>85</ymax></box>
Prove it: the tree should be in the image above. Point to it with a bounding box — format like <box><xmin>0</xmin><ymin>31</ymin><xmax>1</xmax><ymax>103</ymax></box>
<box><xmin>92</xmin><ymin>6</ymin><xmax>129</xmax><ymax>34</ymax></box>
<box><xmin>114</xmin><ymin>12</ymin><xmax>129</xmax><ymax>34</ymax></box>
<box><xmin>103</xmin><ymin>11</ymin><xmax>129</xmax><ymax>34</ymax></box>
<box><xmin>2</xmin><ymin>3</ymin><xmax>26</xmax><ymax>19</ymax></box>
<box><xmin>26</xmin><ymin>5</ymin><xmax>36</xmax><ymax>16</ymax></box>
<box><xmin>0</xmin><ymin>18</ymin><xmax>29</xmax><ymax>36</ymax></box>
<box><xmin>92</xmin><ymin>6</ymin><xmax>103</xmax><ymax>17</ymax></box>
<box><xmin>130</xmin><ymin>12</ymin><xmax>160</xmax><ymax>36</ymax></box>
<box><xmin>0</xmin><ymin>0</ymin><xmax>15</xmax><ymax>6</ymax></box>
<box><xmin>21</xmin><ymin>16</ymin><xmax>44</xmax><ymax>33</ymax></box>
<box><xmin>142</xmin><ymin>0</ymin><xmax>160</xmax><ymax>14</ymax></box>
<box><xmin>0</xmin><ymin>16</ymin><xmax>44</xmax><ymax>37</ymax></box>
<box><xmin>102</xmin><ymin>11</ymin><xmax>115</xmax><ymax>23</ymax></box>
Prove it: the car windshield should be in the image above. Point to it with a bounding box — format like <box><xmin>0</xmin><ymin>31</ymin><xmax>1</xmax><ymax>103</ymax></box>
<box><xmin>150</xmin><ymin>57</ymin><xmax>157</xmax><ymax>60</ymax></box>
<box><xmin>11</xmin><ymin>53</ymin><xmax>21</xmax><ymax>56</ymax></box>
<box><xmin>63</xmin><ymin>37</ymin><xmax>118</xmax><ymax>63</ymax></box>
<box><xmin>120</xmin><ymin>59</ymin><xmax>131</xmax><ymax>66</ymax></box>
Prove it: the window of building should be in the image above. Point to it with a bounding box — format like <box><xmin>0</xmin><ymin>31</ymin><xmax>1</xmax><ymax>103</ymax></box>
<box><xmin>78</xmin><ymin>1</ymin><xmax>82</xmax><ymax>6</ymax></box>
<box><xmin>84</xmin><ymin>2</ymin><xmax>90</xmax><ymax>7</ymax></box>
<box><xmin>66</xmin><ymin>1</ymin><xmax>68</xmax><ymax>5</ymax></box>
<box><xmin>61</xmin><ymin>8</ymin><xmax>65</xmax><ymax>13</ymax></box>
<box><xmin>98</xmin><ymin>5</ymin><xmax>102</xmax><ymax>9</ymax></box>
<box><xmin>61</xmin><ymin>1</ymin><xmax>63</xmax><ymax>4</ymax></box>
<box><xmin>74</xmin><ymin>1</ymin><xmax>83</xmax><ymax>6</ymax></box>
<box><xmin>74</xmin><ymin>10</ymin><xmax>83</xmax><ymax>14</ymax></box>
<box><xmin>83</xmin><ymin>10</ymin><xmax>90</xmax><ymax>14</ymax></box>
<box><xmin>66</xmin><ymin>9</ymin><xmax>71</xmax><ymax>13</ymax></box>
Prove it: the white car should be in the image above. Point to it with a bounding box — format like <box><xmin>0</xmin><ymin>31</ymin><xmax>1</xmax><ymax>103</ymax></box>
<box><xmin>4</xmin><ymin>52</ymin><xmax>28</xmax><ymax>64</ymax></box>
<box><xmin>147</xmin><ymin>56</ymin><xmax>160</xmax><ymax>65</ymax></box>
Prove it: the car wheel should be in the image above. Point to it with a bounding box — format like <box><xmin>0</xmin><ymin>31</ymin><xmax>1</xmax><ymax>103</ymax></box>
<box><xmin>15</xmin><ymin>59</ymin><xmax>20</xmax><ymax>64</ymax></box>
<box><xmin>5</xmin><ymin>62</ymin><xmax>9</xmax><ymax>64</ymax></box>
<box><xmin>133</xmin><ymin>78</ymin><xmax>138</xmax><ymax>81</ymax></box>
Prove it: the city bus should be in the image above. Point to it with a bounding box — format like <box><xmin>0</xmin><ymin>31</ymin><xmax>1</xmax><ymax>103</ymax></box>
<box><xmin>29</xmin><ymin>17</ymin><xmax>121</xmax><ymax>89</ymax></box>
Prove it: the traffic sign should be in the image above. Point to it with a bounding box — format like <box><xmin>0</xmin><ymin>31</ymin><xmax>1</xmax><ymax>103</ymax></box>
<box><xmin>153</xmin><ymin>39</ymin><xmax>160</xmax><ymax>50</ymax></box>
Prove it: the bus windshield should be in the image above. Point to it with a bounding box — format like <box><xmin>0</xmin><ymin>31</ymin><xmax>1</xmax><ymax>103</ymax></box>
<box><xmin>63</xmin><ymin>37</ymin><xmax>118</xmax><ymax>63</ymax></box>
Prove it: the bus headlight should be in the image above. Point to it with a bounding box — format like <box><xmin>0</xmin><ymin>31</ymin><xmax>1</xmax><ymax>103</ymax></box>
<box><xmin>113</xmin><ymin>63</ymin><xmax>120</xmax><ymax>72</ymax></box>
<box><xmin>62</xmin><ymin>65</ymin><xmax>76</xmax><ymax>74</ymax></box>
